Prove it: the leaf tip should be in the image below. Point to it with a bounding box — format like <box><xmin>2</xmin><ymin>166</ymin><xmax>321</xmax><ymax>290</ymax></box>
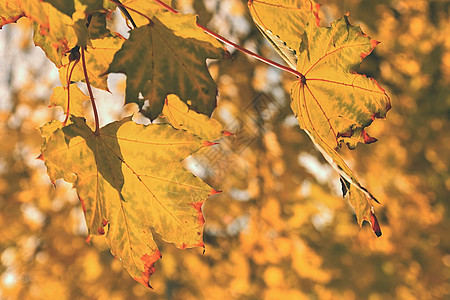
<box><xmin>222</xmin><ymin>130</ymin><xmax>234</xmax><ymax>137</ymax></box>
<box><xmin>362</xmin><ymin>130</ymin><xmax>377</xmax><ymax>144</ymax></box>
<box><xmin>371</xmin><ymin>39</ymin><xmax>380</xmax><ymax>48</ymax></box>
<box><xmin>370</xmin><ymin>208</ymin><xmax>382</xmax><ymax>237</ymax></box>
<box><xmin>202</xmin><ymin>141</ymin><xmax>219</xmax><ymax>147</ymax></box>
<box><xmin>385</xmin><ymin>99</ymin><xmax>392</xmax><ymax>111</ymax></box>
<box><xmin>134</xmin><ymin>251</ymin><xmax>162</xmax><ymax>288</ymax></box>
<box><xmin>210</xmin><ymin>189</ymin><xmax>222</xmax><ymax>196</ymax></box>
<box><xmin>360</xmin><ymin>39</ymin><xmax>380</xmax><ymax>60</ymax></box>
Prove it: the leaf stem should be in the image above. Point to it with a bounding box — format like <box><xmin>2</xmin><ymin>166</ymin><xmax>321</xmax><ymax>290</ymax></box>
<box><xmin>81</xmin><ymin>48</ymin><xmax>100</xmax><ymax>134</ymax></box>
<box><xmin>199</xmin><ymin>24</ymin><xmax>303</xmax><ymax>78</ymax></box>
<box><xmin>63</xmin><ymin>59</ymin><xmax>80</xmax><ymax>125</ymax></box>
<box><xmin>151</xmin><ymin>0</ymin><xmax>303</xmax><ymax>78</ymax></box>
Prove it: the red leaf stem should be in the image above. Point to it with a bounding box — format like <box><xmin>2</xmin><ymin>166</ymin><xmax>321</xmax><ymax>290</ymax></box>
<box><xmin>81</xmin><ymin>48</ymin><xmax>100</xmax><ymax>134</ymax></box>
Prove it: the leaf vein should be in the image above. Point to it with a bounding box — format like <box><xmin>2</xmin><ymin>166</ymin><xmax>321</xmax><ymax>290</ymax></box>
<box><xmin>304</xmin><ymin>43</ymin><xmax>370</xmax><ymax>76</ymax></box>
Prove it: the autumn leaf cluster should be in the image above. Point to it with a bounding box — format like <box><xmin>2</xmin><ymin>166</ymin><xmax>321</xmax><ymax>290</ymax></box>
<box><xmin>0</xmin><ymin>0</ymin><xmax>392</xmax><ymax>287</ymax></box>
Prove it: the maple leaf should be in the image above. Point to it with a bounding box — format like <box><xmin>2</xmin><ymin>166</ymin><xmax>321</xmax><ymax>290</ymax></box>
<box><xmin>40</xmin><ymin>116</ymin><xmax>215</xmax><ymax>287</ymax></box>
<box><xmin>49</xmin><ymin>84</ymin><xmax>89</xmax><ymax>117</ymax></box>
<box><xmin>162</xmin><ymin>94</ymin><xmax>224</xmax><ymax>141</ymax></box>
<box><xmin>248</xmin><ymin>0</ymin><xmax>320</xmax><ymax>69</ymax></box>
<box><xmin>289</xmin><ymin>14</ymin><xmax>391</xmax><ymax>235</ymax></box>
<box><xmin>106</xmin><ymin>12</ymin><xmax>229</xmax><ymax>121</ymax></box>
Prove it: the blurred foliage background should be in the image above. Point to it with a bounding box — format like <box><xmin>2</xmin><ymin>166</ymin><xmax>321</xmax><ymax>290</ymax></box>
<box><xmin>0</xmin><ymin>0</ymin><xmax>449</xmax><ymax>299</ymax></box>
